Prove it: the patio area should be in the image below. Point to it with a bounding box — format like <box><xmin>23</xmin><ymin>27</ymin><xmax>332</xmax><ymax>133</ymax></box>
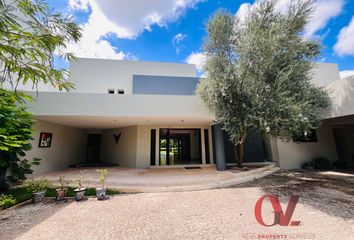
<box><xmin>36</xmin><ymin>164</ymin><xmax>278</xmax><ymax>192</ymax></box>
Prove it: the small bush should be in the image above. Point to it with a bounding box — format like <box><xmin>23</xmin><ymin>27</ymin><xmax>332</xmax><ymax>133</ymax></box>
<box><xmin>333</xmin><ymin>160</ymin><xmax>347</xmax><ymax>169</ymax></box>
<box><xmin>301</xmin><ymin>162</ymin><xmax>310</xmax><ymax>169</ymax></box>
<box><xmin>25</xmin><ymin>179</ymin><xmax>50</xmax><ymax>193</ymax></box>
<box><xmin>0</xmin><ymin>194</ymin><xmax>16</xmax><ymax>209</ymax></box>
<box><xmin>302</xmin><ymin>157</ymin><xmax>332</xmax><ymax>170</ymax></box>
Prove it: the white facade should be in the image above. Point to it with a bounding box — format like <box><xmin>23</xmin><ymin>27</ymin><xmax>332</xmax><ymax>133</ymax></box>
<box><xmin>26</xmin><ymin>58</ymin><xmax>215</xmax><ymax>174</ymax></box>
<box><xmin>23</xmin><ymin>58</ymin><xmax>352</xmax><ymax>174</ymax></box>
<box><xmin>69</xmin><ymin>58</ymin><xmax>196</xmax><ymax>94</ymax></box>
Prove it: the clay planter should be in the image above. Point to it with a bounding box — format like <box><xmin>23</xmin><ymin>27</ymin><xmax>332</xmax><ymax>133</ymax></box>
<box><xmin>56</xmin><ymin>188</ymin><xmax>67</xmax><ymax>201</ymax></box>
<box><xmin>74</xmin><ymin>188</ymin><xmax>86</xmax><ymax>201</ymax></box>
<box><xmin>32</xmin><ymin>190</ymin><xmax>46</xmax><ymax>203</ymax></box>
<box><xmin>96</xmin><ymin>187</ymin><xmax>107</xmax><ymax>200</ymax></box>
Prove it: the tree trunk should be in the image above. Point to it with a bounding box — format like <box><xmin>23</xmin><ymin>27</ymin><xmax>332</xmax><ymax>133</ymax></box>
<box><xmin>239</xmin><ymin>140</ymin><xmax>245</xmax><ymax>168</ymax></box>
<box><xmin>234</xmin><ymin>134</ymin><xmax>247</xmax><ymax>168</ymax></box>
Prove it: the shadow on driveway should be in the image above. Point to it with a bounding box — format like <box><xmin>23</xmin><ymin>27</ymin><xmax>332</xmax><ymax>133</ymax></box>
<box><xmin>234</xmin><ymin>170</ymin><xmax>354</xmax><ymax>220</ymax></box>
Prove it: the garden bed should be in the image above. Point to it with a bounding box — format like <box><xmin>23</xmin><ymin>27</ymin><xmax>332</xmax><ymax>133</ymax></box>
<box><xmin>1</xmin><ymin>187</ymin><xmax>119</xmax><ymax>210</ymax></box>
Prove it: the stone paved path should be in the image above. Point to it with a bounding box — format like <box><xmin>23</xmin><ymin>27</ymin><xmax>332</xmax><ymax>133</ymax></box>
<box><xmin>1</xmin><ymin>171</ymin><xmax>353</xmax><ymax>240</ymax></box>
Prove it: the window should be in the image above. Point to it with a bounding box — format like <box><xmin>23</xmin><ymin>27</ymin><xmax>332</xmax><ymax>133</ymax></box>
<box><xmin>159</xmin><ymin>128</ymin><xmax>201</xmax><ymax>165</ymax></box>
<box><xmin>108</xmin><ymin>88</ymin><xmax>115</xmax><ymax>94</ymax></box>
<box><xmin>117</xmin><ymin>89</ymin><xmax>125</xmax><ymax>94</ymax></box>
<box><xmin>293</xmin><ymin>129</ymin><xmax>318</xmax><ymax>142</ymax></box>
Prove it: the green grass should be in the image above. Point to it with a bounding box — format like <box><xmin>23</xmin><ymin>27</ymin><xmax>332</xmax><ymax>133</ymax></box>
<box><xmin>1</xmin><ymin>187</ymin><xmax>120</xmax><ymax>210</ymax></box>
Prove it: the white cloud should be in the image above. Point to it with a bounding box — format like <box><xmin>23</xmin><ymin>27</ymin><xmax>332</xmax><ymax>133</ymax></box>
<box><xmin>172</xmin><ymin>33</ymin><xmax>187</xmax><ymax>54</ymax></box>
<box><xmin>185</xmin><ymin>52</ymin><xmax>206</xmax><ymax>75</ymax></box>
<box><xmin>68</xmin><ymin>0</ymin><xmax>89</xmax><ymax>11</ymax></box>
<box><xmin>235</xmin><ymin>0</ymin><xmax>344</xmax><ymax>38</ymax></box>
<box><xmin>334</xmin><ymin>16</ymin><xmax>354</xmax><ymax>56</ymax></box>
<box><xmin>69</xmin><ymin>0</ymin><xmax>203</xmax><ymax>39</ymax></box>
<box><xmin>339</xmin><ymin>70</ymin><xmax>354</xmax><ymax>79</ymax></box>
<box><xmin>66</xmin><ymin>0</ymin><xmax>203</xmax><ymax>60</ymax></box>
<box><xmin>235</xmin><ymin>3</ymin><xmax>251</xmax><ymax>23</ymax></box>
<box><xmin>304</xmin><ymin>0</ymin><xmax>344</xmax><ymax>38</ymax></box>
<box><xmin>65</xmin><ymin>0</ymin><xmax>129</xmax><ymax>60</ymax></box>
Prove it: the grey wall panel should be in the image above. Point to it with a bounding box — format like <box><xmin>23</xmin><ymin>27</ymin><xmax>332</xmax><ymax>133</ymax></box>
<box><xmin>133</xmin><ymin>75</ymin><xmax>199</xmax><ymax>95</ymax></box>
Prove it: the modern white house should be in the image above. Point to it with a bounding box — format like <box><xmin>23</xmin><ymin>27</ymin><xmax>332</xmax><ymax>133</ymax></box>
<box><xmin>23</xmin><ymin>58</ymin><xmax>354</xmax><ymax>175</ymax></box>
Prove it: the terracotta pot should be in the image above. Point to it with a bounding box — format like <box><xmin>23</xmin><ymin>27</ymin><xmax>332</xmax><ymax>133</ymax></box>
<box><xmin>56</xmin><ymin>188</ymin><xmax>66</xmax><ymax>201</ymax></box>
<box><xmin>32</xmin><ymin>190</ymin><xmax>46</xmax><ymax>203</ymax></box>
<box><xmin>74</xmin><ymin>188</ymin><xmax>86</xmax><ymax>201</ymax></box>
<box><xmin>96</xmin><ymin>187</ymin><xmax>106</xmax><ymax>200</ymax></box>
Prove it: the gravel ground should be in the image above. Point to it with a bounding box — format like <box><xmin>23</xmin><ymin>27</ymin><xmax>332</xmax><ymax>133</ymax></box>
<box><xmin>0</xmin><ymin>170</ymin><xmax>353</xmax><ymax>240</ymax></box>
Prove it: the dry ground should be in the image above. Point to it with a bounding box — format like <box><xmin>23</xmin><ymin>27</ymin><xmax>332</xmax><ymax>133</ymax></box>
<box><xmin>0</xmin><ymin>170</ymin><xmax>353</xmax><ymax>240</ymax></box>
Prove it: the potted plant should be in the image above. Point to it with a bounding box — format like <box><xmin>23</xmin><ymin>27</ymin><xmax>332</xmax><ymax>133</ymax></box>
<box><xmin>26</xmin><ymin>178</ymin><xmax>50</xmax><ymax>203</ymax></box>
<box><xmin>73</xmin><ymin>171</ymin><xmax>86</xmax><ymax>201</ymax></box>
<box><xmin>96</xmin><ymin>169</ymin><xmax>108</xmax><ymax>200</ymax></box>
<box><xmin>56</xmin><ymin>176</ymin><xmax>68</xmax><ymax>201</ymax></box>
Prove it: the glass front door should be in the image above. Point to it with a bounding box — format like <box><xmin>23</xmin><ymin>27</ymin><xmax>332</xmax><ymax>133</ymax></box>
<box><xmin>159</xmin><ymin>129</ymin><xmax>201</xmax><ymax>165</ymax></box>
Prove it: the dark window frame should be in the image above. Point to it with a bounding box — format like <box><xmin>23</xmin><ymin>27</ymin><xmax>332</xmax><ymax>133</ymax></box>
<box><xmin>159</xmin><ymin>128</ymin><xmax>202</xmax><ymax>165</ymax></box>
<box><xmin>150</xmin><ymin>129</ymin><xmax>156</xmax><ymax>166</ymax></box>
<box><xmin>293</xmin><ymin>129</ymin><xmax>318</xmax><ymax>143</ymax></box>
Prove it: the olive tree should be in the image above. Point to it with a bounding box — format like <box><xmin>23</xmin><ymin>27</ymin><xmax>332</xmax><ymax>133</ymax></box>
<box><xmin>197</xmin><ymin>0</ymin><xmax>330</xmax><ymax>167</ymax></box>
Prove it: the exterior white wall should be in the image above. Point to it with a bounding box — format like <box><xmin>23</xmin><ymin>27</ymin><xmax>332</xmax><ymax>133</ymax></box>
<box><xmin>325</xmin><ymin>75</ymin><xmax>354</xmax><ymax>118</ymax></box>
<box><xmin>27</xmin><ymin>92</ymin><xmax>212</xmax><ymax>129</ymax></box>
<box><xmin>26</xmin><ymin>120</ymin><xmax>87</xmax><ymax>176</ymax></box>
<box><xmin>136</xmin><ymin>125</ymin><xmax>153</xmax><ymax>168</ymax></box>
<box><xmin>69</xmin><ymin>58</ymin><xmax>196</xmax><ymax>94</ymax></box>
<box><xmin>100</xmin><ymin>126</ymin><xmax>138</xmax><ymax>168</ymax></box>
<box><xmin>273</xmin><ymin>121</ymin><xmax>338</xmax><ymax>169</ymax></box>
<box><xmin>311</xmin><ymin>63</ymin><xmax>340</xmax><ymax>87</ymax></box>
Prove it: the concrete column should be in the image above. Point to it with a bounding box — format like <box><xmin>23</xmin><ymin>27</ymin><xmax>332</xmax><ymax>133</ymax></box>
<box><xmin>201</xmin><ymin>129</ymin><xmax>206</xmax><ymax>164</ymax></box>
<box><xmin>212</xmin><ymin>124</ymin><xmax>226</xmax><ymax>171</ymax></box>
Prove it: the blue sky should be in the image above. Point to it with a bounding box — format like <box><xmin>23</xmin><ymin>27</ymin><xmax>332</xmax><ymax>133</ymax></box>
<box><xmin>51</xmin><ymin>0</ymin><xmax>354</xmax><ymax>78</ymax></box>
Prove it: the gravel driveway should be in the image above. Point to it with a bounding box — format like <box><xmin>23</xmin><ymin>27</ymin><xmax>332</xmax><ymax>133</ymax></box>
<box><xmin>0</xmin><ymin>170</ymin><xmax>353</xmax><ymax>240</ymax></box>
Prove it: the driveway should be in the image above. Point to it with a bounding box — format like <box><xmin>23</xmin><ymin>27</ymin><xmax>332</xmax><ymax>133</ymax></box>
<box><xmin>1</xmin><ymin>170</ymin><xmax>353</xmax><ymax>240</ymax></box>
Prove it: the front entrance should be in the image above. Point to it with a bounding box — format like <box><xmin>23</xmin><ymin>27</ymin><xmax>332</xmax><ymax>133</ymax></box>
<box><xmin>159</xmin><ymin>129</ymin><xmax>202</xmax><ymax>165</ymax></box>
<box><xmin>333</xmin><ymin>126</ymin><xmax>354</xmax><ymax>167</ymax></box>
<box><xmin>86</xmin><ymin>134</ymin><xmax>101</xmax><ymax>162</ymax></box>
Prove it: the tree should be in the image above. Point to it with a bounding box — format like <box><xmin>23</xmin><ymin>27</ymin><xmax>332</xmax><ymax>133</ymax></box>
<box><xmin>0</xmin><ymin>89</ymin><xmax>40</xmax><ymax>186</ymax></box>
<box><xmin>0</xmin><ymin>0</ymin><xmax>81</xmax><ymax>91</ymax></box>
<box><xmin>0</xmin><ymin>0</ymin><xmax>81</xmax><ymax>186</ymax></box>
<box><xmin>197</xmin><ymin>0</ymin><xmax>330</xmax><ymax>168</ymax></box>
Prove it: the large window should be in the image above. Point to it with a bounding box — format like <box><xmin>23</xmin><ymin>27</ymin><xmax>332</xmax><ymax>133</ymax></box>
<box><xmin>159</xmin><ymin>129</ymin><xmax>202</xmax><ymax>165</ymax></box>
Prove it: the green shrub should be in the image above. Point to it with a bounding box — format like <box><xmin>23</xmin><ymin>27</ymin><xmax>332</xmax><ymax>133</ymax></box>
<box><xmin>25</xmin><ymin>179</ymin><xmax>50</xmax><ymax>193</ymax></box>
<box><xmin>333</xmin><ymin>160</ymin><xmax>347</xmax><ymax>168</ymax></box>
<box><xmin>301</xmin><ymin>162</ymin><xmax>310</xmax><ymax>169</ymax></box>
<box><xmin>0</xmin><ymin>89</ymin><xmax>41</xmax><ymax>184</ymax></box>
<box><xmin>0</xmin><ymin>194</ymin><xmax>16</xmax><ymax>209</ymax></box>
<box><xmin>302</xmin><ymin>157</ymin><xmax>332</xmax><ymax>170</ymax></box>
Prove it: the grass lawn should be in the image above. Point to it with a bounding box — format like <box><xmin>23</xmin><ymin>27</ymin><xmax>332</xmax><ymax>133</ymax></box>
<box><xmin>1</xmin><ymin>187</ymin><xmax>120</xmax><ymax>210</ymax></box>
